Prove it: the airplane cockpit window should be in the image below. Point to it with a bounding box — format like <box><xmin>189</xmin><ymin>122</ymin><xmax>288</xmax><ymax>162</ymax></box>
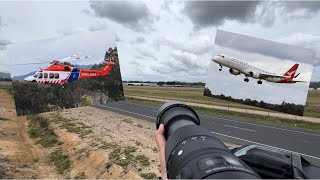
<box><xmin>221</xmin><ymin>55</ymin><xmax>224</xmax><ymax>58</ymax></box>
<box><xmin>54</xmin><ymin>73</ymin><xmax>59</xmax><ymax>79</ymax></box>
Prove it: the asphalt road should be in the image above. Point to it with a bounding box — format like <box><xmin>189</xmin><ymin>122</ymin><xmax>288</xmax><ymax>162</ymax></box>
<box><xmin>94</xmin><ymin>101</ymin><xmax>320</xmax><ymax>165</ymax></box>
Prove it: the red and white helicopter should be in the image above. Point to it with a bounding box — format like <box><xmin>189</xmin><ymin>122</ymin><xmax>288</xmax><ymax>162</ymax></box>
<box><xmin>21</xmin><ymin>54</ymin><xmax>115</xmax><ymax>87</ymax></box>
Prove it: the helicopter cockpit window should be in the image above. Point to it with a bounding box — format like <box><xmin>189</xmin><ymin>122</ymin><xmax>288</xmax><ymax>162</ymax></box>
<box><xmin>33</xmin><ymin>74</ymin><xmax>38</xmax><ymax>78</ymax></box>
<box><xmin>49</xmin><ymin>73</ymin><xmax>54</xmax><ymax>79</ymax></box>
<box><xmin>54</xmin><ymin>73</ymin><xmax>59</xmax><ymax>79</ymax></box>
<box><xmin>44</xmin><ymin>73</ymin><xmax>48</xmax><ymax>78</ymax></box>
<box><xmin>38</xmin><ymin>73</ymin><xmax>43</xmax><ymax>79</ymax></box>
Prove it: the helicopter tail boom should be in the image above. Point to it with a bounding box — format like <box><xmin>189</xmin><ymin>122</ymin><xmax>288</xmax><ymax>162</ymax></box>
<box><xmin>79</xmin><ymin>62</ymin><xmax>115</xmax><ymax>79</ymax></box>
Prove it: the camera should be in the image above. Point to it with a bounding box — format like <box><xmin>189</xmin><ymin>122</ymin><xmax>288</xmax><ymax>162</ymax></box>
<box><xmin>156</xmin><ymin>101</ymin><xmax>320</xmax><ymax>179</ymax></box>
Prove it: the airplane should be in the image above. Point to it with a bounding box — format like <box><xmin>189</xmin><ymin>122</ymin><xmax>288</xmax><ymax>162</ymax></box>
<box><xmin>22</xmin><ymin>53</ymin><xmax>115</xmax><ymax>87</ymax></box>
<box><xmin>212</xmin><ymin>54</ymin><xmax>306</xmax><ymax>84</ymax></box>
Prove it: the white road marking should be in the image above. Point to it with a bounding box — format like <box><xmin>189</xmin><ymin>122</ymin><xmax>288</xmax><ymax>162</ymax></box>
<box><xmin>224</xmin><ymin>125</ymin><xmax>256</xmax><ymax>132</ymax></box>
<box><xmin>96</xmin><ymin>104</ymin><xmax>155</xmax><ymax>119</ymax></box>
<box><xmin>201</xmin><ymin>114</ymin><xmax>320</xmax><ymax>137</ymax></box>
<box><xmin>211</xmin><ymin>131</ymin><xmax>320</xmax><ymax>160</ymax></box>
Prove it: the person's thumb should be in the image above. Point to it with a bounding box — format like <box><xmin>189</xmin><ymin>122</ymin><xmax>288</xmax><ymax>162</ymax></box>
<box><xmin>157</xmin><ymin>124</ymin><xmax>165</xmax><ymax>134</ymax></box>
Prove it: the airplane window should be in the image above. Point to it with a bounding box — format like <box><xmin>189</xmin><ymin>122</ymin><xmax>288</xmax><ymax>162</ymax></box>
<box><xmin>44</xmin><ymin>73</ymin><xmax>48</xmax><ymax>78</ymax></box>
<box><xmin>38</xmin><ymin>73</ymin><xmax>43</xmax><ymax>79</ymax></box>
<box><xmin>221</xmin><ymin>55</ymin><xmax>224</xmax><ymax>58</ymax></box>
<box><xmin>54</xmin><ymin>73</ymin><xmax>59</xmax><ymax>79</ymax></box>
<box><xmin>49</xmin><ymin>73</ymin><xmax>54</xmax><ymax>79</ymax></box>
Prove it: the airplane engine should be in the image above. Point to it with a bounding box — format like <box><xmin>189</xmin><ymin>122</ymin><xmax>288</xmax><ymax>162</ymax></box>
<box><xmin>249</xmin><ymin>71</ymin><xmax>260</xmax><ymax>79</ymax></box>
<box><xmin>229</xmin><ymin>69</ymin><xmax>240</xmax><ymax>75</ymax></box>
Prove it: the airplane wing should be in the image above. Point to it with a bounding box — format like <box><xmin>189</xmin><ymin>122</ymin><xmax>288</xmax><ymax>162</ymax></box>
<box><xmin>259</xmin><ymin>73</ymin><xmax>287</xmax><ymax>79</ymax></box>
<box><xmin>290</xmin><ymin>80</ymin><xmax>309</xmax><ymax>83</ymax></box>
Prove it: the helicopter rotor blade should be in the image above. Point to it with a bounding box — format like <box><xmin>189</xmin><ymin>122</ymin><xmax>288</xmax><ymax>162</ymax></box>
<box><xmin>12</xmin><ymin>61</ymin><xmax>51</xmax><ymax>66</ymax></box>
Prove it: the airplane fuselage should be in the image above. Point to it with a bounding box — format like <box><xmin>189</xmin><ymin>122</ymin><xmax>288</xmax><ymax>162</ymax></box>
<box><xmin>212</xmin><ymin>54</ymin><xmax>299</xmax><ymax>84</ymax></box>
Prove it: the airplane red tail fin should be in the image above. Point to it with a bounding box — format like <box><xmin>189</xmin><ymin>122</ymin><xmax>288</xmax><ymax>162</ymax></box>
<box><xmin>283</xmin><ymin>64</ymin><xmax>299</xmax><ymax>77</ymax></box>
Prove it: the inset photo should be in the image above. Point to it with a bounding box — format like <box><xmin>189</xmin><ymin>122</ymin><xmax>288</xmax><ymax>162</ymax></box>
<box><xmin>8</xmin><ymin>30</ymin><xmax>124</xmax><ymax>116</ymax></box>
<box><xmin>204</xmin><ymin>30</ymin><xmax>314</xmax><ymax>116</ymax></box>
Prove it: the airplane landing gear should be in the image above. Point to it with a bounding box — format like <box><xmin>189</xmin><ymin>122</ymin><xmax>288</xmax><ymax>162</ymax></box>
<box><xmin>257</xmin><ymin>80</ymin><xmax>262</xmax><ymax>84</ymax></box>
<box><xmin>219</xmin><ymin>65</ymin><xmax>222</xmax><ymax>71</ymax></box>
<box><xmin>244</xmin><ymin>78</ymin><xmax>249</xmax><ymax>82</ymax></box>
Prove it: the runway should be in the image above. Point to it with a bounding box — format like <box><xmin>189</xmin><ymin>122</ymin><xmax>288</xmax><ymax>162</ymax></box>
<box><xmin>94</xmin><ymin>101</ymin><xmax>320</xmax><ymax>165</ymax></box>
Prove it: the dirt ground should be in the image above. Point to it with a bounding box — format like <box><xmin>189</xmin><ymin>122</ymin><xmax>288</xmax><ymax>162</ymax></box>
<box><xmin>41</xmin><ymin>106</ymin><xmax>162</xmax><ymax>178</ymax></box>
<box><xmin>0</xmin><ymin>89</ymin><xmax>56</xmax><ymax>178</ymax></box>
<box><xmin>1</xmin><ymin>87</ymin><xmax>238</xmax><ymax>179</ymax></box>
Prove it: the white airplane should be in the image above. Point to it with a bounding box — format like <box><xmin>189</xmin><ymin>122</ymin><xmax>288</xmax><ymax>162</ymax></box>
<box><xmin>212</xmin><ymin>54</ymin><xmax>306</xmax><ymax>84</ymax></box>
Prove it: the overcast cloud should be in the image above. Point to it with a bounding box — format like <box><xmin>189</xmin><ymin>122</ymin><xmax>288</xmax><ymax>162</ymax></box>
<box><xmin>89</xmin><ymin>1</ymin><xmax>156</xmax><ymax>32</ymax></box>
<box><xmin>183</xmin><ymin>1</ymin><xmax>262</xmax><ymax>29</ymax></box>
<box><xmin>0</xmin><ymin>1</ymin><xmax>320</xmax><ymax>82</ymax></box>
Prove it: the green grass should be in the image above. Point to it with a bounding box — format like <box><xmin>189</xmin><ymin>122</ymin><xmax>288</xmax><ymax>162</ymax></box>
<box><xmin>135</xmin><ymin>155</ymin><xmax>150</xmax><ymax>166</ymax></box>
<box><xmin>52</xmin><ymin>113</ymin><xmax>93</xmax><ymax>138</ymax></box>
<box><xmin>100</xmin><ymin>142</ymin><xmax>120</xmax><ymax>150</ymax></box>
<box><xmin>109</xmin><ymin>146</ymin><xmax>137</xmax><ymax>167</ymax></box>
<box><xmin>74</xmin><ymin>172</ymin><xmax>86</xmax><ymax>179</ymax></box>
<box><xmin>50</xmin><ymin>149</ymin><xmax>72</xmax><ymax>174</ymax></box>
<box><xmin>125</xmin><ymin>97</ymin><xmax>320</xmax><ymax>132</ymax></box>
<box><xmin>140</xmin><ymin>172</ymin><xmax>157</xmax><ymax>179</ymax></box>
<box><xmin>27</xmin><ymin>115</ymin><xmax>61</xmax><ymax>148</ymax></box>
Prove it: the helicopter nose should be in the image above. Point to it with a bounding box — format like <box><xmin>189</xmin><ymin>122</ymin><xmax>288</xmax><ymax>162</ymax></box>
<box><xmin>24</xmin><ymin>76</ymin><xmax>34</xmax><ymax>81</ymax></box>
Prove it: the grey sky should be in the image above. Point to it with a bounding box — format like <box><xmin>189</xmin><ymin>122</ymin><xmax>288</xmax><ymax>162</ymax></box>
<box><xmin>0</xmin><ymin>1</ymin><xmax>320</xmax><ymax>82</ymax></box>
<box><xmin>205</xmin><ymin>30</ymin><xmax>313</xmax><ymax>105</ymax></box>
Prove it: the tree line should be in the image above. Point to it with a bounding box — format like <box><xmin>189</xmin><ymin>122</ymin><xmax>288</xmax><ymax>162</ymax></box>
<box><xmin>123</xmin><ymin>80</ymin><xmax>205</xmax><ymax>87</ymax></box>
<box><xmin>204</xmin><ymin>88</ymin><xmax>305</xmax><ymax>116</ymax></box>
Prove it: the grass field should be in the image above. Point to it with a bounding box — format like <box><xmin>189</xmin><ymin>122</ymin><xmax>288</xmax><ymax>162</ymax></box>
<box><xmin>0</xmin><ymin>81</ymin><xmax>13</xmax><ymax>94</ymax></box>
<box><xmin>124</xmin><ymin>86</ymin><xmax>272</xmax><ymax>111</ymax></box>
<box><xmin>304</xmin><ymin>90</ymin><xmax>320</xmax><ymax>118</ymax></box>
<box><xmin>123</xmin><ymin>86</ymin><xmax>320</xmax><ymax>118</ymax></box>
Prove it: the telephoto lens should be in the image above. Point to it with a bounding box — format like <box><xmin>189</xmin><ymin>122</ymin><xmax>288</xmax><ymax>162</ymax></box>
<box><xmin>156</xmin><ymin>101</ymin><xmax>260</xmax><ymax>179</ymax></box>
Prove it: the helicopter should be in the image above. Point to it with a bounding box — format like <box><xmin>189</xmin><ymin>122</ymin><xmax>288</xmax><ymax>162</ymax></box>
<box><xmin>20</xmin><ymin>53</ymin><xmax>115</xmax><ymax>87</ymax></box>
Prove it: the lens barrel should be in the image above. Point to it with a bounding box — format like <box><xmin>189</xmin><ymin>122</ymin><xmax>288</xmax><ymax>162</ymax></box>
<box><xmin>156</xmin><ymin>101</ymin><xmax>260</xmax><ymax>179</ymax></box>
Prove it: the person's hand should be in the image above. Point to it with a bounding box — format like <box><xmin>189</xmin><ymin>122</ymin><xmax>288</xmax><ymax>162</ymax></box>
<box><xmin>155</xmin><ymin>124</ymin><xmax>167</xmax><ymax>179</ymax></box>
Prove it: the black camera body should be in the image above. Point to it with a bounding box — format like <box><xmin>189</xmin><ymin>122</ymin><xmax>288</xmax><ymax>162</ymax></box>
<box><xmin>156</xmin><ymin>101</ymin><xmax>320</xmax><ymax>179</ymax></box>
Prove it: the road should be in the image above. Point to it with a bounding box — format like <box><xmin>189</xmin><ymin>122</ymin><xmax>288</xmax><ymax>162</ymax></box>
<box><xmin>94</xmin><ymin>101</ymin><xmax>320</xmax><ymax>165</ymax></box>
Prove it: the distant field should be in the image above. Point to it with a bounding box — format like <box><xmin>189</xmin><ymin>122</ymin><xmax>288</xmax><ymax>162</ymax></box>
<box><xmin>304</xmin><ymin>90</ymin><xmax>320</xmax><ymax>118</ymax></box>
<box><xmin>124</xmin><ymin>86</ymin><xmax>275</xmax><ymax>112</ymax></box>
<box><xmin>0</xmin><ymin>81</ymin><xmax>13</xmax><ymax>94</ymax></box>
<box><xmin>124</xmin><ymin>86</ymin><xmax>320</xmax><ymax>118</ymax></box>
